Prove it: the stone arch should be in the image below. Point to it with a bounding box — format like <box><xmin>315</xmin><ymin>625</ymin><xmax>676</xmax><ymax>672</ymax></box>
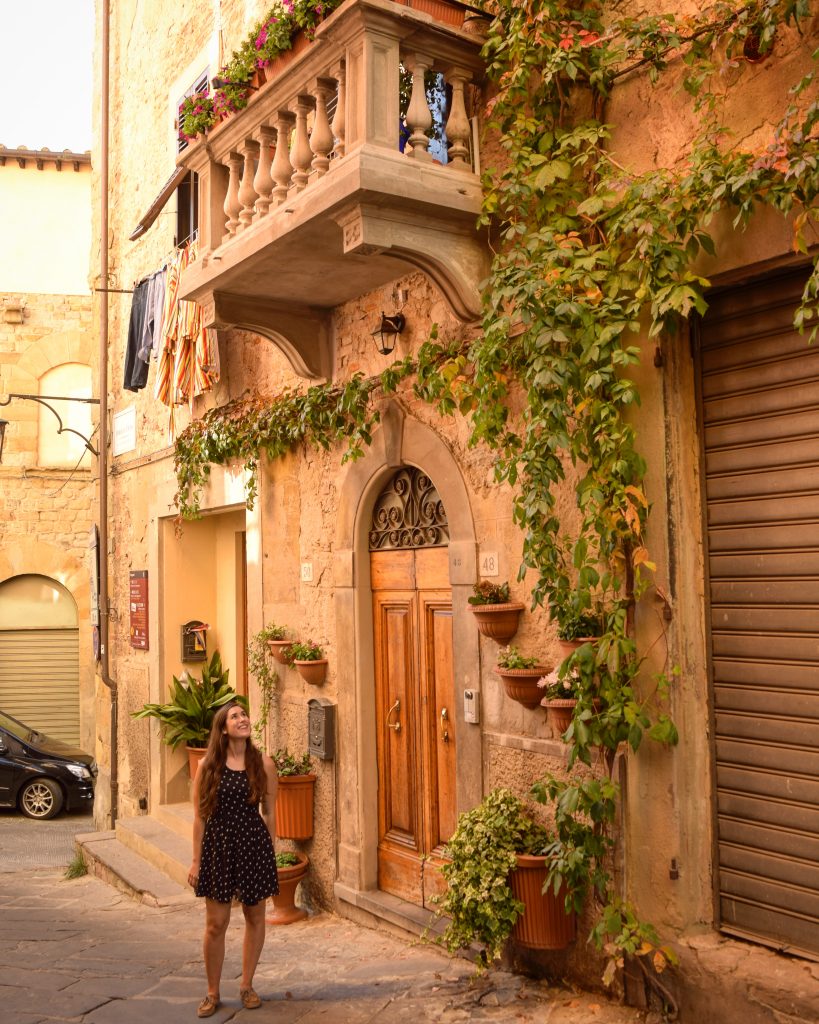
<box><xmin>15</xmin><ymin>328</ymin><xmax>93</xmax><ymax>384</ymax></box>
<box><xmin>332</xmin><ymin>402</ymin><xmax>482</xmax><ymax>903</ymax></box>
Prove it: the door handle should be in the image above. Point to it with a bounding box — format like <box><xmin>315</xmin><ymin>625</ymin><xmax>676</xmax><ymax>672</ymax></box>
<box><xmin>386</xmin><ymin>698</ymin><xmax>401</xmax><ymax>733</ymax></box>
<box><xmin>440</xmin><ymin>706</ymin><xmax>449</xmax><ymax>743</ymax></box>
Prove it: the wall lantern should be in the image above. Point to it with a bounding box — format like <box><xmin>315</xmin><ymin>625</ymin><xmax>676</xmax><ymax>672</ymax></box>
<box><xmin>371</xmin><ymin>312</ymin><xmax>406</xmax><ymax>356</ymax></box>
<box><xmin>0</xmin><ymin>393</ymin><xmax>100</xmax><ymax>463</ymax></box>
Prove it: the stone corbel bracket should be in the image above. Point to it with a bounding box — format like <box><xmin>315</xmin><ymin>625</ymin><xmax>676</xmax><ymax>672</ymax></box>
<box><xmin>199</xmin><ymin>291</ymin><xmax>332</xmax><ymax>380</ymax></box>
<box><xmin>334</xmin><ymin>204</ymin><xmax>488</xmax><ymax>323</ymax></box>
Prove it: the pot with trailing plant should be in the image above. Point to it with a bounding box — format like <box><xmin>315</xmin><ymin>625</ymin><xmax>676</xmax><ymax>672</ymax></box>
<box><xmin>247</xmin><ymin>624</ymin><xmax>284</xmax><ymax>747</ymax></box>
<box><xmin>538</xmin><ymin>665</ymin><xmax>581</xmax><ymax>738</ymax></box>
<box><xmin>131</xmin><ymin>651</ymin><xmax>246</xmax><ymax>781</ymax></box>
<box><xmin>266</xmin><ymin>850</ymin><xmax>310</xmax><ymax>925</ymax></box>
<box><xmin>274</xmin><ymin>749</ymin><xmax>316</xmax><ymax>840</ymax></box>
<box><xmin>495</xmin><ymin>646</ymin><xmax>549</xmax><ymax>710</ymax></box>
<box><xmin>288</xmin><ymin>639</ymin><xmax>327</xmax><ymax>685</ymax></box>
<box><xmin>555</xmin><ymin>608</ymin><xmax>606</xmax><ymax>660</ymax></box>
<box><xmin>468</xmin><ymin>580</ymin><xmax>525</xmax><ymax>643</ymax></box>
<box><xmin>260</xmin><ymin>623</ymin><xmax>291</xmax><ymax>665</ymax></box>
<box><xmin>434</xmin><ymin>788</ymin><xmax>576</xmax><ymax>963</ymax></box>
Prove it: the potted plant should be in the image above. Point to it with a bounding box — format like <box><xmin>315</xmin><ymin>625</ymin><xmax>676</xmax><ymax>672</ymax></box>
<box><xmin>260</xmin><ymin>623</ymin><xmax>291</xmax><ymax>665</ymax></box>
<box><xmin>495</xmin><ymin>646</ymin><xmax>549</xmax><ymax>709</ymax></box>
<box><xmin>131</xmin><ymin>651</ymin><xmax>246</xmax><ymax>779</ymax></box>
<box><xmin>178</xmin><ymin>93</ymin><xmax>216</xmax><ymax>141</ymax></box>
<box><xmin>274</xmin><ymin>749</ymin><xmax>316</xmax><ymax>840</ymax></box>
<box><xmin>468</xmin><ymin>580</ymin><xmax>525</xmax><ymax>643</ymax></box>
<box><xmin>435</xmin><ymin>788</ymin><xmax>575</xmax><ymax>964</ymax></box>
<box><xmin>538</xmin><ymin>665</ymin><xmax>580</xmax><ymax>737</ymax></box>
<box><xmin>266</xmin><ymin>850</ymin><xmax>310</xmax><ymax>925</ymax></box>
<box><xmin>288</xmin><ymin>639</ymin><xmax>327</xmax><ymax>685</ymax></box>
<box><xmin>247</xmin><ymin>625</ymin><xmax>284</xmax><ymax>746</ymax></box>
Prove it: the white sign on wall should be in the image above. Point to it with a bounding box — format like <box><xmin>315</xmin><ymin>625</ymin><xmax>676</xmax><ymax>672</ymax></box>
<box><xmin>112</xmin><ymin>406</ymin><xmax>137</xmax><ymax>456</ymax></box>
<box><xmin>479</xmin><ymin>551</ymin><xmax>500</xmax><ymax>577</ymax></box>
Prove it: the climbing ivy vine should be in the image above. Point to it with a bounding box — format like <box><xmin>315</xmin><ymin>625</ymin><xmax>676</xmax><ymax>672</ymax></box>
<box><xmin>173</xmin><ymin>0</ymin><xmax>819</xmax><ymax>996</ymax></box>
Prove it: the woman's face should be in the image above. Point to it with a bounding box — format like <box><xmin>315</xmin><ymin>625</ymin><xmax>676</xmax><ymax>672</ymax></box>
<box><xmin>222</xmin><ymin>704</ymin><xmax>251</xmax><ymax>739</ymax></box>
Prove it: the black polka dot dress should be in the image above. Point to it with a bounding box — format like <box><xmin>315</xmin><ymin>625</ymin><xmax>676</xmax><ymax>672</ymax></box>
<box><xmin>195</xmin><ymin>767</ymin><xmax>279</xmax><ymax>905</ymax></box>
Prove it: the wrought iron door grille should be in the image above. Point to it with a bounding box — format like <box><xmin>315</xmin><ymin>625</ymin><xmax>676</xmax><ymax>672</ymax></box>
<box><xmin>369</xmin><ymin>467</ymin><xmax>449</xmax><ymax>550</ymax></box>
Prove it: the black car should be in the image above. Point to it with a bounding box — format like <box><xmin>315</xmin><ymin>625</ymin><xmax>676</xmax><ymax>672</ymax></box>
<box><xmin>0</xmin><ymin>710</ymin><xmax>96</xmax><ymax>819</ymax></box>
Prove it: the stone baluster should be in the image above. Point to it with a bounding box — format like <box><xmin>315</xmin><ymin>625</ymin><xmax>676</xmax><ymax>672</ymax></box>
<box><xmin>331</xmin><ymin>62</ymin><xmax>346</xmax><ymax>161</ymax></box>
<box><xmin>311</xmin><ymin>79</ymin><xmax>335</xmax><ymax>177</ymax></box>
<box><xmin>223</xmin><ymin>152</ymin><xmax>243</xmax><ymax>237</ymax></box>
<box><xmin>404</xmin><ymin>54</ymin><xmax>433</xmax><ymax>161</ymax></box>
<box><xmin>253</xmin><ymin>126</ymin><xmax>276</xmax><ymax>219</ymax></box>
<box><xmin>238</xmin><ymin>140</ymin><xmax>260</xmax><ymax>230</ymax></box>
<box><xmin>271</xmin><ymin>110</ymin><xmax>296</xmax><ymax>203</ymax></box>
<box><xmin>444</xmin><ymin>67</ymin><xmax>471</xmax><ymax>169</ymax></box>
<box><xmin>291</xmin><ymin>95</ymin><xmax>315</xmax><ymax>191</ymax></box>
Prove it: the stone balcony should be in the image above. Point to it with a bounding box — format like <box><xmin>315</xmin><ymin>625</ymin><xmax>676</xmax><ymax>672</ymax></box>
<box><xmin>176</xmin><ymin>0</ymin><xmax>488</xmax><ymax>378</ymax></box>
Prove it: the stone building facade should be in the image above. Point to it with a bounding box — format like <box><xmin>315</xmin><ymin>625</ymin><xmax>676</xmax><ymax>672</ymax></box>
<box><xmin>95</xmin><ymin>1</ymin><xmax>819</xmax><ymax>1019</ymax></box>
<box><xmin>0</xmin><ymin>147</ymin><xmax>96</xmax><ymax>752</ymax></box>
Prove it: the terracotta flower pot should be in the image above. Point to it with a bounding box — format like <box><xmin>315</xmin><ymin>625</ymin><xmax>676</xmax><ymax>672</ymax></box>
<box><xmin>294</xmin><ymin>658</ymin><xmax>327</xmax><ymax>685</ymax></box>
<box><xmin>266</xmin><ymin>639</ymin><xmax>292</xmax><ymax>665</ymax></box>
<box><xmin>495</xmin><ymin>666</ymin><xmax>548</xmax><ymax>710</ymax></box>
<box><xmin>276</xmin><ymin>773</ymin><xmax>316</xmax><ymax>840</ymax></box>
<box><xmin>543</xmin><ymin>698</ymin><xmax>577</xmax><ymax>737</ymax></box>
<box><xmin>470</xmin><ymin>602</ymin><xmax>525</xmax><ymax>643</ymax></box>
<box><xmin>186</xmin><ymin>745</ymin><xmax>207</xmax><ymax>782</ymax></box>
<box><xmin>510</xmin><ymin>854</ymin><xmax>576</xmax><ymax>949</ymax></box>
<box><xmin>557</xmin><ymin>637</ymin><xmax>600</xmax><ymax>660</ymax></box>
<box><xmin>266</xmin><ymin>853</ymin><xmax>309</xmax><ymax>925</ymax></box>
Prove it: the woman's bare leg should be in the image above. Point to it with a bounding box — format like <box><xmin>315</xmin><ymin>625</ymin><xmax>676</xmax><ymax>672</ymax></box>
<box><xmin>203</xmin><ymin>898</ymin><xmax>232</xmax><ymax>998</ymax></box>
<box><xmin>239</xmin><ymin>901</ymin><xmax>267</xmax><ymax>990</ymax></box>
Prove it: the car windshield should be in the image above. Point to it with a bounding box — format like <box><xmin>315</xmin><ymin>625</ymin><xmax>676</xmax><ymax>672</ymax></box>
<box><xmin>0</xmin><ymin>710</ymin><xmax>37</xmax><ymax>743</ymax></box>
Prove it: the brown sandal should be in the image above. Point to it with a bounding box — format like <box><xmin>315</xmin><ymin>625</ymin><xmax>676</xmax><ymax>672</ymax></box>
<box><xmin>240</xmin><ymin>987</ymin><xmax>262</xmax><ymax>1009</ymax></box>
<box><xmin>197</xmin><ymin>994</ymin><xmax>220</xmax><ymax>1018</ymax></box>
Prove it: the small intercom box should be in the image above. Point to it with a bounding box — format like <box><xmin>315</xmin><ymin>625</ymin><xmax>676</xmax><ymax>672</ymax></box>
<box><xmin>463</xmin><ymin>688</ymin><xmax>480</xmax><ymax>724</ymax></box>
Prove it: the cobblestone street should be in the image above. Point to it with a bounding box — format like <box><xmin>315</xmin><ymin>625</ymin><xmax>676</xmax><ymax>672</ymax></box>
<box><xmin>0</xmin><ymin>862</ymin><xmax>652</xmax><ymax>1023</ymax></box>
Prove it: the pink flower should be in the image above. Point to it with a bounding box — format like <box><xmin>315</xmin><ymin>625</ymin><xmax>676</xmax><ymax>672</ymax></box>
<box><xmin>255</xmin><ymin>27</ymin><xmax>267</xmax><ymax>48</ymax></box>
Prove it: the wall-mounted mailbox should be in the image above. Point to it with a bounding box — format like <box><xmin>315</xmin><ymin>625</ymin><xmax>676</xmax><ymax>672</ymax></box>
<box><xmin>181</xmin><ymin>620</ymin><xmax>209</xmax><ymax>662</ymax></box>
<box><xmin>308</xmin><ymin>697</ymin><xmax>335</xmax><ymax>761</ymax></box>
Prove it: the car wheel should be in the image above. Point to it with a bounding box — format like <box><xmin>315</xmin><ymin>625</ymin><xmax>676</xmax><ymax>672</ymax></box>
<box><xmin>19</xmin><ymin>779</ymin><xmax>64</xmax><ymax>820</ymax></box>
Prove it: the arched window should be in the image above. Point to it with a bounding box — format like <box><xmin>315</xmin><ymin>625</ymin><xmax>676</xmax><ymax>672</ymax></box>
<box><xmin>38</xmin><ymin>362</ymin><xmax>93</xmax><ymax>468</ymax></box>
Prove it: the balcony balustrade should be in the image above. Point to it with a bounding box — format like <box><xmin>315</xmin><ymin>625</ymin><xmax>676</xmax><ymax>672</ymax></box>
<box><xmin>177</xmin><ymin>0</ymin><xmax>488</xmax><ymax>378</ymax></box>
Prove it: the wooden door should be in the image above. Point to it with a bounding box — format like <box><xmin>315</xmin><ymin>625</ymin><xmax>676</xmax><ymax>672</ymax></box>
<box><xmin>372</xmin><ymin>547</ymin><xmax>456</xmax><ymax>907</ymax></box>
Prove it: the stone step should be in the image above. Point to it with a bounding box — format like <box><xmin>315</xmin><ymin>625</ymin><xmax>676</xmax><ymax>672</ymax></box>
<box><xmin>154</xmin><ymin>800</ymin><xmax>195</xmax><ymax>841</ymax></box>
<box><xmin>116</xmin><ymin>814</ymin><xmax>192</xmax><ymax>889</ymax></box>
<box><xmin>76</xmin><ymin>830</ymin><xmax>194</xmax><ymax>908</ymax></box>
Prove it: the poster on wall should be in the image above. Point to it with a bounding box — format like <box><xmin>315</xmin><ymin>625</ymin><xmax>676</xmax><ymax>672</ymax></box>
<box><xmin>129</xmin><ymin>570</ymin><xmax>149</xmax><ymax>650</ymax></box>
<box><xmin>89</xmin><ymin>525</ymin><xmax>100</xmax><ymax>660</ymax></box>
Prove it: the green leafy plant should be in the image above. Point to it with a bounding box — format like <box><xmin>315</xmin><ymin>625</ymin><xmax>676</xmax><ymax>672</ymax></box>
<box><xmin>287</xmin><ymin>639</ymin><xmax>323</xmax><ymax>662</ymax></box>
<box><xmin>496</xmin><ymin>645</ymin><xmax>539</xmax><ymax>670</ymax></box>
<box><xmin>179</xmin><ymin>93</ymin><xmax>215</xmax><ymax>139</ymax></box>
<box><xmin>64</xmin><ymin>851</ymin><xmax>88</xmax><ymax>879</ymax></box>
<box><xmin>434</xmin><ymin>789</ymin><xmax>550</xmax><ymax>966</ymax></box>
<box><xmin>131</xmin><ymin>651</ymin><xmax>246</xmax><ymax>749</ymax></box>
<box><xmin>538</xmin><ymin>666</ymin><xmax>581</xmax><ymax>702</ymax></box>
<box><xmin>468</xmin><ymin>579</ymin><xmax>512</xmax><ymax>605</ymax></box>
<box><xmin>247</xmin><ymin>625</ymin><xmax>283</xmax><ymax>747</ymax></box>
<box><xmin>275</xmin><ymin>850</ymin><xmax>301</xmax><ymax>868</ymax></box>
<box><xmin>273</xmin><ymin>749</ymin><xmax>313</xmax><ymax>776</ymax></box>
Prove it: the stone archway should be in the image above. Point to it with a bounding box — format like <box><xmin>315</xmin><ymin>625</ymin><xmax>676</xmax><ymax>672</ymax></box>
<box><xmin>332</xmin><ymin>402</ymin><xmax>481</xmax><ymax>910</ymax></box>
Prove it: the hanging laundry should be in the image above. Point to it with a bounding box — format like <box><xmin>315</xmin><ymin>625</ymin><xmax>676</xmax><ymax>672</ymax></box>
<box><xmin>137</xmin><ymin>269</ymin><xmax>167</xmax><ymax>364</ymax></box>
<box><xmin>123</xmin><ymin>278</ymin><xmax>151</xmax><ymax>392</ymax></box>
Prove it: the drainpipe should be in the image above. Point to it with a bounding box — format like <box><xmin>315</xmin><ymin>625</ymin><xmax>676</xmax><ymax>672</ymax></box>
<box><xmin>97</xmin><ymin>0</ymin><xmax>118</xmax><ymax>828</ymax></box>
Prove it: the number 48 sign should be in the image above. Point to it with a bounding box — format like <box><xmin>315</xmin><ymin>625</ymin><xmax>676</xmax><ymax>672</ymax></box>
<box><xmin>480</xmin><ymin>551</ymin><xmax>499</xmax><ymax>577</ymax></box>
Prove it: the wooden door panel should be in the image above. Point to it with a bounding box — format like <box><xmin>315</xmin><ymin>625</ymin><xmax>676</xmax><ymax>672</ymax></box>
<box><xmin>418</xmin><ymin>594</ymin><xmax>456</xmax><ymax>908</ymax></box>
<box><xmin>373</xmin><ymin>590</ymin><xmax>423</xmax><ymax>902</ymax></box>
<box><xmin>415</xmin><ymin>547</ymin><xmax>449</xmax><ymax>590</ymax></box>
<box><xmin>371</xmin><ymin>550</ymin><xmax>415</xmax><ymax>591</ymax></box>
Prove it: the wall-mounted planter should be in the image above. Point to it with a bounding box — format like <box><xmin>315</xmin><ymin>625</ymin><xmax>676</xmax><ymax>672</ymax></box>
<box><xmin>543</xmin><ymin>698</ymin><xmax>577</xmax><ymax>737</ymax></box>
<box><xmin>510</xmin><ymin>854</ymin><xmax>576</xmax><ymax>950</ymax></box>
<box><xmin>276</xmin><ymin>773</ymin><xmax>316</xmax><ymax>840</ymax></box>
<box><xmin>495</xmin><ymin>666</ymin><xmax>548</xmax><ymax>710</ymax></box>
<box><xmin>294</xmin><ymin>658</ymin><xmax>328</xmax><ymax>685</ymax></box>
<box><xmin>470</xmin><ymin>602</ymin><xmax>525</xmax><ymax>643</ymax></box>
<box><xmin>266</xmin><ymin>639</ymin><xmax>292</xmax><ymax>665</ymax></box>
<box><xmin>557</xmin><ymin>637</ymin><xmax>600</xmax><ymax>660</ymax></box>
<box><xmin>266</xmin><ymin>853</ymin><xmax>310</xmax><ymax>925</ymax></box>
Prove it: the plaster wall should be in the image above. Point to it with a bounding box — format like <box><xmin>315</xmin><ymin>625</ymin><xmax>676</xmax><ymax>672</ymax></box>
<box><xmin>0</xmin><ymin>164</ymin><xmax>92</xmax><ymax>295</ymax></box>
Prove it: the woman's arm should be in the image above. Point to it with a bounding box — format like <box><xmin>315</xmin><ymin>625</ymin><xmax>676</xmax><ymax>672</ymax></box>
<box><xmin>261</xmin><ymin>755</ymin><xmax>278</xmax><ymax>846</ymax></box>
<box><xmin>188</xmin><ymin>760</ymin><xmax>205</xmax><ymax>888</ymax></box>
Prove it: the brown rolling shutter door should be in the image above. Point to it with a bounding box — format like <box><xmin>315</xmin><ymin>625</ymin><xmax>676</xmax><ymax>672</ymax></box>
<box><xmin>699</xmin><ymin>267</ymin><xmax>819</xmax><ymax>957</ymax></box>
<box><xmin>0</xmin><ymin>629</ymin><xmax>80</xmax><ymax>746</ymax></box>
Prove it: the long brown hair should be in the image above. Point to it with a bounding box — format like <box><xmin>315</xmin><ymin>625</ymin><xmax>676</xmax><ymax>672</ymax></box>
<box><xmin>198</xmin><ymin>701</ymin><xmax>267</xmax><ymax>819</ymax></box>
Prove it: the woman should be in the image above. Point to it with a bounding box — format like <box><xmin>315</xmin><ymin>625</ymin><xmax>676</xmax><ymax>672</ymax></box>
<box><xmin>188</xmin><ymin>700</ymin><xmax>278</xmax><ymax>1018</ymax></box>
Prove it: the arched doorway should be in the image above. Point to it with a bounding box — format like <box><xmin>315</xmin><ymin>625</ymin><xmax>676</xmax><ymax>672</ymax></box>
<box><xmin>0</xmin><ymin>574</ymin><xmax>80</xmax><ymax>745</ymax></box>
<box><xmin>369</xmin><ymin>467</ymin><xmax>457</xmax><ymax>907</ymax></box>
